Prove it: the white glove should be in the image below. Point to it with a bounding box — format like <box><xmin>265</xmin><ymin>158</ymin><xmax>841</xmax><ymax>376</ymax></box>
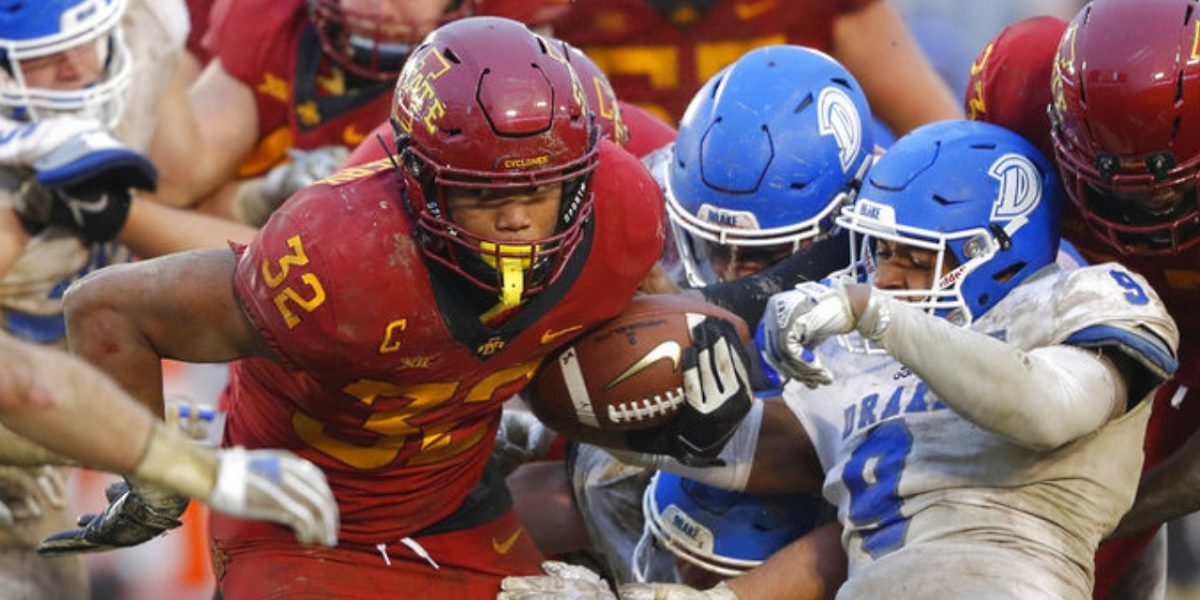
<box><xmin>618</xmin><ymin>582</ymin><xmax>739</xmax><ymax>600</ymax></box>
<box><xmin>761</xmin><ymin>281</ymin><xmax>856</xmax><ymax>388</ymax></box>
<box><xmin>0</xmin><ymin>114</ymin><xmax>106</xmax><ymax>167</ymax></box>
<box><xmin>261</xmin><ymin>145</ymin><xmax>350</xmax><ymax>202</ymax></box>
<box><xmin>206</xmin><ymin>447</ymin><xmax>339</xmax><ymax>547</ymax></box>
<box><xmin>235</xmin><ymin>145</ymin><xmax>351</xmax><ymax>226</ymax></box>
<box><xmin>498</xmin><ymin>561</ymin><xmax>617</xmax><ymax>600</ymax></box>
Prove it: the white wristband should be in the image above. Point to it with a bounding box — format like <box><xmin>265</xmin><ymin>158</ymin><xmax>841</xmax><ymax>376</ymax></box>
<box><xmin>207</xmin><ymin>446</ymin><xmax>249</xmax><ymax>509</ymax></box>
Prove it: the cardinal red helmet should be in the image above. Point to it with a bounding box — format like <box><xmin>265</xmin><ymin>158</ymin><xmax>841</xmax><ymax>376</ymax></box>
<box><xmin>392</xmin><ymin>16</ymin><xmax>598</xmax><ymax>305</ymax></box>
<box><xmin>563</xmin><ymin>41</ymin><xmax>628</xmax><ymax>146</ymax></box>
<box><xmin>964</xmin><ymin>16</ymin><xmax>1067</xmax><ymax>160</ymax></box>
<box><xmin>308</xmin><ymin>0</ymin><xmax>575</xmax><ymax>81</ymax></box>
<box><xmin>1051</xmin><ymin>0</ymin><xmax>1200</xmax><ymax>256</ymax></box>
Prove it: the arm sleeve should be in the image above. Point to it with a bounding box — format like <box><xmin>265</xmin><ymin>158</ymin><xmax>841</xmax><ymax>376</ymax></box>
<box><xmin>699</xmin><ymin>231</ymin><xmax>850</xmax><ymax>327</ymax></box>
<box><xmin>873</xmin><ymin>297</ymin><xmax>1126</xmax><ymax>451</ymax></box>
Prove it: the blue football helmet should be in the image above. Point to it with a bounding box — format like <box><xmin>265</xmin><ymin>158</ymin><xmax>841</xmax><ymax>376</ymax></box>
<box><xmin>633</xmin><ymin>471</ymin><xmax>823</xmax><ymax>579</ymax></box>
<box><xmin>0</xmin><ymin>0</ymin><xmax>132</xmax><ymax>127</ymax></box>
<box><xmin>838</xmin><ymin>120</ymin><xmax>1061</xmax><ymax>328</ymax></box>
<box><xmin>666</xmin><ymin>45</ymin><xmax>874</xmax><ymax>286</ymax></box>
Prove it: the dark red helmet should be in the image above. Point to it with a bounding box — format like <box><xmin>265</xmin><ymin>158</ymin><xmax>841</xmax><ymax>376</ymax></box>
<box><xmin>965</xmin><ymin>16</ymin><xmax>1067</xmax><ymax>160</ymax></box>
<box><xmin>308</xmin><ymin>0</ymin><xmax>575</xmax><ymax>81</ymax></box>
<box><xmin>392</xmin><ymin>16</ymin><xmax>599</xmax><ymax>305</ymax></box>
<box><xmin>1051</xmin><ymin>0</ymin><xmax>1200</xmax><ymax>256</ymax></box>
<box><xmin>562</xmin><ymin>41</ymin><xmax>629</xmax><ymax>146</ymax></box>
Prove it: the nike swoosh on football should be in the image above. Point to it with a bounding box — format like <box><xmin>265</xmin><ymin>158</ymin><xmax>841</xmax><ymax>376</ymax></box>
<box><xmin>540</xmin><ymin>325</ymin><xmax>583</xmax><ymax>345</ymax></box>
<box><xmin>603</xmin><ymin>341</ymin><xmax>682</xmax><ymax>391</ymax></box>
<box><xmin>492</xmin><ymin>528</ymin><xmax>523</xmax><ymax>554</ymax></box>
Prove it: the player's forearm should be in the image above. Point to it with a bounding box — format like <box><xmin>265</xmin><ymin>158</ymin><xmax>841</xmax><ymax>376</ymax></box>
<box><xmin>874</xmin><ymin>296</ymin><xmax>1122</xmax><ymax>450</ymax></box>
<box><xmin>1</xmin><ymin>337</ymin><xmax>219</xmax><ymax>497</ymax></box>
<box><xmin>726</xmin><ymin>520</ymin><xmax>846</xmax><ymax>600</ymax></box>
<box><xmin>118</xmin><ymin>197</ymin><xmax>256</xmax><ymax>257</ymax></box>
<box><xmin>0</xmin><ymin>206</ymin><xmax>28</xmax><ymax>281</ymax></box>
<box><xmin>833</xmin><ymin>1</ymin><xmax>961</xmax><ymax>135</ymax></box>
<box><xmin>1110</xmin><ymin>428</ymin><xmax>1200</xmax><ymax>538</ymax></box>
<box><xmin>62</xmin><ymin>265</ymin><xmax>168</xmax><ymax>415</ymax></box>
<box><xmin>0</xmin><ymin>338</ymin><xmax>153</xmax><ymax>471</ymax></box>
<box><xmin>63</xmin><ymin>250</ymin><xmax>262</xmax><ymax>416</ymax></box>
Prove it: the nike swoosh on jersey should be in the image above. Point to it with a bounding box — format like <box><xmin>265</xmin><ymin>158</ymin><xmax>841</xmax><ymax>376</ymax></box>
<box><xmin>540</xmin><ymin>325</ymin><xmax>583</xmax><ymax>345</ymax></box>
<box><xmin>343</xmin><ymin>123</ymin><xmax>365</xmax><ymax>147</ymax></box>
<box><xmin>603</xmin><ymin>341</ymin><xmax>682</xmax><ymax>390</ymax></box>
<box><xmin>734</xmin><ymin>0</ymin><xmax>775</xmax><ymax>20</ymax></box>
<box><xmin>492</xmin><ymin>528</ymin><xmax>523</xmax><ymax>555</ymax></box>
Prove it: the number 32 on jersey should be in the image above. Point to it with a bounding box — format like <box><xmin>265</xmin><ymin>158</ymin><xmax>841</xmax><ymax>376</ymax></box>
<box><xmin>261</xmin><ymin>234</ymin><xmax>327</xmax><ymax>328</ymax></box>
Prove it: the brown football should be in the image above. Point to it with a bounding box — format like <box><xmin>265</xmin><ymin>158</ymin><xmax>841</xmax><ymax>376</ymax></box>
<box><xmin>527</xmin><ymin>294</ymin><xmax>749</xmax><ymax>442</ymax></box>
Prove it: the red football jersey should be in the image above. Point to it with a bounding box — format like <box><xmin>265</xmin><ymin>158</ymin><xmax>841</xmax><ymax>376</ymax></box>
<box><xmin>620</xmin><ymin>100</ymin><xmax>677</xmax><ymax>158</ymax></box>
<box><xmin>208</xmin><ymin>0</ymin><xmax>392</xmax><ymax>177</ymax></box>
<box><xmin>553</xmin><ymin>0</ymin><xmax>876</xmax><ymax>124</ymax></box>
<box><xmin>964</xmin><ymin>18</ymin><xmax>1200</xmax><ymax>595</ymax></box>
<box><xmin>1069</xmin><ymin>210</ymin><xmax>1200</xmax><ymax>598</ymax></box>
<box><xmin>223</xmin><ymin>139</ymin><xmax>663</xmax><ymax>546</ymax></box>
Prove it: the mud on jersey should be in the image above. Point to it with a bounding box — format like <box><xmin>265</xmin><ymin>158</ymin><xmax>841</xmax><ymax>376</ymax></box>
<box><xmin>226</xmin><ymin>140</ymin><xmax>664</xmax><ymax>546</ymax></box>
<box><xmin>786</xmin><ymin>263</ymin><xmax>1178</xmax><ymax>600</ymax></box>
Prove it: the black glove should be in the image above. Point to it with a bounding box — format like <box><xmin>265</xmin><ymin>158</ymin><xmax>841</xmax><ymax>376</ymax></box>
<box><xmin>38</xmin><ymin>480</ymin><xmax>188</xmax><ymax>556</ymax></box>
<box><xmin>15</xmin><ymin>179</ymin><xmax>132</xmax><ymax>243</ymax></box>
<box><xmin>13</xmin><ymin>127</ymin><xmax>156</xmax><ymax>243</ymax></box>
<box><xmin>625</xmin><ymin>317</ymin><xmax>753</xmax><ymax>467</ymax></box>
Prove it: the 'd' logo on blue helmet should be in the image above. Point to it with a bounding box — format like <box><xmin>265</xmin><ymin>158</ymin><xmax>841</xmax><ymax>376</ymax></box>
<box><xmin>988</xmin><ymin>153</ymin><xmax>1042</xmax><ymax>221</ymax></box>
<box><xmin>818</xmin><ymin>87</ymin><xmax>863</xmax><ymax>173</ymax></box>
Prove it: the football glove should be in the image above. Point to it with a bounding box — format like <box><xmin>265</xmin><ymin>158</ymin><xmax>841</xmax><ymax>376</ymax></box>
<box><xmin>498</xmin><ymin>561</ymin><xmax>617</xmax><ymax>600</ymax></box>
<box><xmin>38</xmin><ymin>479</ymin><xmax>188</xmax><ymax>555</ymax></box>
<box><xmin>234</xmin><ymin>145</ymin><xmax>350</xmax><ymax>226</ymax></box>
<box><xmin>493</xmin><ymin>408</ymin><xmax>558</xmax><ymax>477</ymax></box>
<box><xmin>761</xmin><ymin>281</ymin><xmax>855</xmax><ymax>387</ymax></box>
<box><xmin>205</xmin><ymin>446</ymin><xmax>339</xmax><ymax>547</ymax></box>
<box><xmin>618</xmin><ymin>582</ymin><xmax>739</xmax><ymax>600</ymax></box>
<box><xmin>11</xmin><ymin>126</ymin><xmax>156</xmax><ymax>243</ymax></box>
<box><xmin>625</xmin><ymin>316</ymin><xmax>752</xmax><ymax>467</ymax></box>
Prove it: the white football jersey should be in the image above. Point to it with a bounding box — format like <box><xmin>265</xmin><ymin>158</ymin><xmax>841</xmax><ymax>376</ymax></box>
<box><xmin>786</xmin><ymin>263</ymin><xmax>1179</xmax><ymax>600</ymax></box>
<box><xmin>0</xmin><ymin>0</ymin><xmax>183</xmax><ymax>346</ymax></box>
<box><xmin>116</xmin><ymin>0</ymin><xmax>187</xmax><ymax>150</ymax></box>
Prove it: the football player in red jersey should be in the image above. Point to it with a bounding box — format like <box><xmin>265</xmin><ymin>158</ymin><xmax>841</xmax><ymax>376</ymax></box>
<box><xmin>967</xmin><ymin>3</ymin><xmax>1200</xmax><ymax>598</ymax></box>
<box><xmin>153</xmin><ymin>0</ymin><xmax>571</xmax><ymax>224</ymax></box>
<box><xmin>53</xmin><ymin>17</ymin><xmax>753</xmax><ymax>599</ymax></box>
<box><xmin>552</xmin><ymin>0</ymin><xmax>960</xmax><ymax>132</ymax></box>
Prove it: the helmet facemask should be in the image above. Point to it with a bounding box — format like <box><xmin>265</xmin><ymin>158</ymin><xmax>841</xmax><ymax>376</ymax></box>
<box><xmin>308</xmin><ymin>0</ymin><xmax>469</xmax><ymax>81</ymax></box>
<box><xmin>398</xmin><ymin>123</ymin><xmax>597</xmax><ymax>309</ymax></box>
<box><xmin>0</xmin><ymin>0</ymin><xmax>132</xmax><ymax>128</ymax></box>
<box><xmin>842</xmin><ymin>201</ymin><xmax>998</xmax><ymax>319</ymax></box>
<box><xmin>632</xmin><ymin>471</ymin><xmax>821</xmax><ymax>582</ymax></box>
<box><xmin>835</xmin><ymin>122</ymin><xmax>1061</xmax><ymax>355</ymax></box>
<box><xmin>1053</xmin><ymin>138</ymin><xmax>1200</xmax><ymax>255</ymax></box>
